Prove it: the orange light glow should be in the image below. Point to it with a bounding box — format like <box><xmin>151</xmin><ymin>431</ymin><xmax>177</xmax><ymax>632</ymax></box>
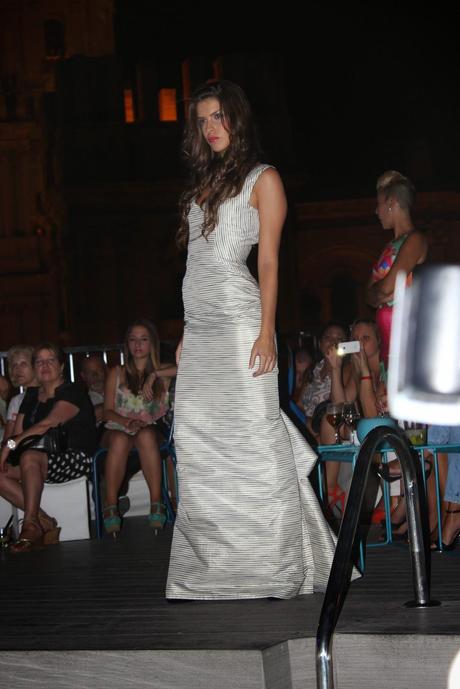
<box><xmin>158</xmin><ymin>88</ymin><xmax>177</xmax><ymax>122</ymax></box>
<box><xmin>124</xmin><ymin>89</ymin><xmax>135</xmax><ymax>123</ymax></box>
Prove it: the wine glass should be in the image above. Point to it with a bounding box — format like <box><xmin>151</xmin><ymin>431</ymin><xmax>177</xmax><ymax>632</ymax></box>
<box><xmin>326</xmin><ymin>402</ymin><xmax>344</xmax><ymax>444</ymax></box>
<box><xmin>342</xmin><ymin>401</ymin><xmax>361</xmax><ymax>432</ymax></box>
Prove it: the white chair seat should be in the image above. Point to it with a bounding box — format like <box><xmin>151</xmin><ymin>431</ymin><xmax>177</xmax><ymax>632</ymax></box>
<box><xmin>16</xmin><ymin>476</ymin><xmax>91</xmax><ymax>541</ymax></box>
<box><xmin>0</xmin><ymin>496</ymin><xmax>13</xmax><ymax>527</ymax></box>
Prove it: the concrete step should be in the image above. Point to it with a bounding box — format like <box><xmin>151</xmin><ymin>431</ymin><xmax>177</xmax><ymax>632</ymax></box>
<box><xmin>1</xmin><ymin>634</ymin><xmax>459</xmax><ymax>689</ymax></box>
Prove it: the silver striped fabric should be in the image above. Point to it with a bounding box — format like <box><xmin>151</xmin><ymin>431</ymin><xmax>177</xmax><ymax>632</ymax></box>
<box><xmin>166</xmin><ymin>165</ymin><xmax>339</xmax><ymax>600</ymax></box>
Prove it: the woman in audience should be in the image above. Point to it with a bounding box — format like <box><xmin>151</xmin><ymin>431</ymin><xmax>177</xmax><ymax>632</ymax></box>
<box><xmin>0</xmin><ymin>375</ymin><xmax>11</xmax><ymax>444</ymax></box>
<box><xmin>102</xmin><ymin>319</ymin><xmax>176</xmax><ymax>536</ymax></box>
<box><xmin>319</xmin><ymin>319</ymin><xmax>386</xmax><ymax>516</ymax></box>
<box><xmin>0</xmin><ymin>343</ymin><xmax>98</xmax><ymax>553</ymax></box>
<box><xmin>428</xmin><ymin>432</ymin><xmax>460</xmax><ymax>550</ymax></box>
<box><xmin>300</xmin><ymin>321</ymin><xmax>347</xmax><ymax>513</ymax></box>
<box><xmin>4</xmin><ymin>345</ymin><xmax>38</xmax><ymax>441</ymax></box>
<box><xmin>291</xmin><ymin>347</ymin><xmax>314</xmax><ymax>407</ymax></box>
<box><xmin>301</xmin><ymin>322</ymin><xmax>348</xmax><ymax>438</ymax></box>
<box><xmin>366</xmin><ymin>170</ymin><xmax>427</xmax><ymax>369</ymax></box>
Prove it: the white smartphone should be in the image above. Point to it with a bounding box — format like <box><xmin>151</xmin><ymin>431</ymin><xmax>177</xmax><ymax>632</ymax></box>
<box><xmin>336</xmin><ymin>341</ymin><xmax>361</xmax><ymax>356</ymax></box>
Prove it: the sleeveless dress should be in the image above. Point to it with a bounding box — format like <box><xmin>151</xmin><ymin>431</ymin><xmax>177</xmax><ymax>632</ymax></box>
<box><xmin>371</xmin><ymin>234</ymin><xmax>411</xmax><ymax>368</ymax></box>
<box><xmin>166</xmin><ymin>164</ymin><xmax>338</xmax><ymax>600</ymax></box>
<box><xmin>105</xmin><ymin>367</ymin><xmax>169</xmax><ymax>434</ymax></box>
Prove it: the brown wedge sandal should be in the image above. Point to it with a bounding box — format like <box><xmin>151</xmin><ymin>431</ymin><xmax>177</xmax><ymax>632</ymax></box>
<box><xmin>10</xmin><ymin>519</ymin><xmax>44</xmax><ymax>553</ymax></box>
<box><xmin>38</xmin><ymin>512</ymin><xmax>61</xmax><ymax>545</ymax></box>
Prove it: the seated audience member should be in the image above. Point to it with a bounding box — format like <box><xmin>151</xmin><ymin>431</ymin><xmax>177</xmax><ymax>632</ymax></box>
<box><xmin>0</xmin><ymin>374</ymin><xmax>12</xmax><ymax>441</ymax></box>
<box><xmin>4</xmin><ymin>346</ymin><xmax>38</xmax><ymax>442</ymax></box>
<box><xmin>0</xmin><ymin>343</ymin><xmax>98</xmax><ymax>553</ymax></box>
<box><xmin>102</xmin><ymin>319</ymin><xmax>177</xmax><ymax>536</ymax></box>
<box><xmin>426</xmin><ymin>427</ymin><xmax>460</xmax><ymax>550</ymax></box>
<box><xmin>301</xmin><ymin>322</ymin><xmax>348</xmax><ymax>440</ymax></box>
<box><xmin>292</xmin><ymin>347</ymin><xmax>315</xmax><ymax>407</ymax></box>
<box><xmin>300</xmin><ymin>322</ymin><xmax>347</xmax><ymax>511</ymax></box>
<box><xmin>320</xmin><ymin>319</ymin><xmax>385</xmax><ymax>442</ymax></box>
<box><xmin>319</xmin><ymin>319</ymin><xmax>387</xmax><ymax>519</ymax></box>
<box><xmin>79</xmin><ymin>354</ymin><xmax>107</xmax><ymax>425</ymax></box>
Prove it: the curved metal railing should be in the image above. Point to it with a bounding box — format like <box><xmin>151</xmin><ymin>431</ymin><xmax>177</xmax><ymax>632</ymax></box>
<box><xmin>316</xmin><ymin>425</ymin><xmax>441</xmax><ymax>689</ymax></box>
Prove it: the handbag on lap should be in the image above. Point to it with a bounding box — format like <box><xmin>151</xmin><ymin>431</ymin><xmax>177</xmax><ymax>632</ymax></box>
<box><xmin>7</xmin><ymin>425</ymin><xmax>68</xmax><ymax>466</ymax></box>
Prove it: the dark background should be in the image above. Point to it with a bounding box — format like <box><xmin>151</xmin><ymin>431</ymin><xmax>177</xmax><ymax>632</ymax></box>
<box><xmin>114</xmin><ymin>1</ymin><xmax>460</xmax><ymax>195</ymax></box>
<box><xmin>2</xmin><ymin>0</ymin><xmax>460</xmax><ymax>348</ymax></box>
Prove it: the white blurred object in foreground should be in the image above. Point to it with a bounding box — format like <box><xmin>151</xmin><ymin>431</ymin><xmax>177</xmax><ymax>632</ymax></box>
<box><xmin>388</xmin><ymin>264</ymin><xmax>460</xmax><ymax>425</ymax></box>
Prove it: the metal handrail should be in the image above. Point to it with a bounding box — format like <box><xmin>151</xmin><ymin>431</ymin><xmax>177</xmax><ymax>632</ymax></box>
<box><xmin>316</xmin><ymin>425</ymin><xmax>441</xmax><ymax>689</ymax></box>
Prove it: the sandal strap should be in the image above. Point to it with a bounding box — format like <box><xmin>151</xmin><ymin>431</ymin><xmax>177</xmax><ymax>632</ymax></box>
<box><xmin>446</xmin><ymin>509</ymin><xmax>460</xmax><ymax>514</ymax></box>
<box><xmin>14</xmin><ymin>538</ymin><xmax>34</xmax><ymax>547</ymax></box>
<box><xmin>22</xmin><ymin>518</ymin><xmax>43</xmax><ymax>534</ymax></box>
<box><xmin>150</xmin><ymin>502</ymin><xmax>166</xmax><ymax>513</ymax></box>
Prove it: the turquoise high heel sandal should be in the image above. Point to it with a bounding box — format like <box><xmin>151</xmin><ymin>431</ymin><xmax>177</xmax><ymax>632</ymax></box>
<box><xmin>148</xmin><ymin>502</ymin><xmax>166</xmax><ymax>534</ymax></box>
<box><xmin>103</xmin><ymin>504</ymin><xmax>121</xmax><ymax>538</ymax></box>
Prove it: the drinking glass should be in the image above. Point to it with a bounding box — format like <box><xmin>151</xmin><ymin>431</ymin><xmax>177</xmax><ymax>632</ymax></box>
<box><xmin>342</xmin><ymin>401</ymin><xmax>361</xmax><ymax>430</ymax></box>
<box><xmin>326</xmin><ymin>402</ymin><xmax>344</xmax><ymax>444</ymax></box>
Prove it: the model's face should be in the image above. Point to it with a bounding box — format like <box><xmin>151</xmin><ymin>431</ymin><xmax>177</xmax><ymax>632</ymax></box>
<box><xmin>81</xmin><ymin>358</ymin><xmax>106</xmax><ymax>392</ymax></box>
<box><xmin>10</xmin><ymin>355</ymin><xmax>35</xmax><ymax>387</ymax></box>
<box><xmin>34</xmin><ymin>349</ymin><xmax>63</xmax><ymax>384</ymax></box>
<box><xmin>320</xmin><ymin>326</ymin><xmax>346</xmax><ymax>356</ymax></box>
<box><xmin>352</xmin><ymin>323</ymin><xmax>379</xmax><ymax>358</ymax></box>
<box><xmin>196</xmin><ymin>97</ymin><xmax>230</xmax><ymax>154</ymax></box>
<box><xmin>128</xmin><ymin>326</ymin><xmax>151</xmax><ymax>359</ymax></box>
<box><xmin>375</xmin><ymin>192</ymin><xmax>394</xmax><ymax>230</ymax></box>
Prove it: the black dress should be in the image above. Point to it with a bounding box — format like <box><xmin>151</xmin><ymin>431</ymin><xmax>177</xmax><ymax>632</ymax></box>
<box><xmin>19</xmin><ymin>383</ymin><xmax>98</xmax><ymax>483</ymax></box>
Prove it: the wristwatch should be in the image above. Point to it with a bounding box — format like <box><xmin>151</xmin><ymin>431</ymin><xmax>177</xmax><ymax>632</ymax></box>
<box><xmin>6</xmin><ymin>438</ymin><xmax>17</xmax><ymax>450</ymax></box>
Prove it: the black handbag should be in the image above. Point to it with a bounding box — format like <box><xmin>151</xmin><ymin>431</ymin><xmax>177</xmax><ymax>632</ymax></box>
<box><xmin>7</xmin><ymin>425</ymin><xmax>68</xmax><ymax>467</ymax></box>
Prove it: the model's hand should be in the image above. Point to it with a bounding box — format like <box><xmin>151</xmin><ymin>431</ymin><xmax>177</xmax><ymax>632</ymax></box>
<box><xmin>249</xmin><ymin>334</ymin><xmax>277</xmax><ymax>377</ymax></box>
<box><xmin>175</xmin><ymin>338</ymin><xmax>183</xmax><ymax>366</ymax></box>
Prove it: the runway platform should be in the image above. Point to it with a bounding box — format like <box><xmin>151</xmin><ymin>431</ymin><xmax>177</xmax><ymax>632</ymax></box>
<box><xmin>1</xmin><ymin>516</ymin><xmax>459</xmax><ymax>689</ymax></box>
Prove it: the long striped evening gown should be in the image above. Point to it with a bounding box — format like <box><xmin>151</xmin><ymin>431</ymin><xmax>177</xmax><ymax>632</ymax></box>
<box><xmin>166</xmin><ymin>164</ymin><xmax>338</xmax><ymax>599</ymax></box>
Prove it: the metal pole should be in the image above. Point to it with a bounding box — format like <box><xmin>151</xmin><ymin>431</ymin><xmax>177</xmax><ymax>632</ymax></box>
<box><xmin>316</xmin><ymin>425</ymin><xmax>440</xmax><ymax>689</ymax></box>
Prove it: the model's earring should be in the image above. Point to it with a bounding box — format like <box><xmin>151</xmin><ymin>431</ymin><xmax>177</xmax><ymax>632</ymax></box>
<box><xmin>388</xmin><ymin>206</ymin><xmax>392</xmax><ymax>212</ymax></box>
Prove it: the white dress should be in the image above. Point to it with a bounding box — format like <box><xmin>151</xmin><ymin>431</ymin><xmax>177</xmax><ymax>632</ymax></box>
<box><xmin>166</xmin><ymin>164</ymin><xmax>338</xmax><ymax>599</ymax></box>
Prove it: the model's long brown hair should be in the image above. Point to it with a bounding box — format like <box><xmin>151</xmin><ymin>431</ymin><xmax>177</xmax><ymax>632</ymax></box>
<box><xmin>123</xmin><ymin>319</ymin><xmax>163</xmax><ymax>400</ymax></box>
<box><xmin>176</xmin><ymin>80</ymin><xmax>261</xmax><ymax>248</ymax></box>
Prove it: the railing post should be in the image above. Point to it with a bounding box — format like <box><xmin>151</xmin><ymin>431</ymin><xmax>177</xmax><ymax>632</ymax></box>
<box><xmin>316</xmin><ymin>425</ymin><xmax>441</xmax><ymax>689</ymax></box>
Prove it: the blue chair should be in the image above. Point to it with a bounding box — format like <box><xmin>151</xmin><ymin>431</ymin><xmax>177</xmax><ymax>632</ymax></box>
<box><xmin>91</xmin><ymin>419</ymin><xmax>178</xmax><ymax>539</ymax></box>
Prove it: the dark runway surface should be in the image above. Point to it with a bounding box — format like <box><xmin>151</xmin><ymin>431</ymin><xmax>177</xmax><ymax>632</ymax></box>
<box><xmin>1</xmin><ymin>517</ymin><xmax>458</xmax><ymax>651</ymax></box>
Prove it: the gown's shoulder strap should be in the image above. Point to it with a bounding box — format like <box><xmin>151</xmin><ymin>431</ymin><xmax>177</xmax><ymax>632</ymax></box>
<box><xmin>242</xmin><ymin>164</ymin><xmax>275</xmax><ymax>203</ymax></box>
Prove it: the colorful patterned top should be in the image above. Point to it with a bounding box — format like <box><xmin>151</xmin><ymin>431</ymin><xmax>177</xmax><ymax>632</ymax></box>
<box><xmin>301</xmin><ymin>360</ymin><xmax>331</xmax><ymax>417</ymax></box>
<box><xmin>371</xmin><ymin>234</ymin><xmax>412</xmax><ymax>307</ymax></box>
<box><xmin>105</xmin><ymin>366</ymin><xmax>170</xmax><ymax>435</ymax></box>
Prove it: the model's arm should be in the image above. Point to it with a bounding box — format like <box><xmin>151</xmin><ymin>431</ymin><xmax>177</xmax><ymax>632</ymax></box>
<box><xmin>366</xmin><ymin>231</ymin><xmax>427</xmax><ymax>307</ymax></box>
<box><xmin>249</xmin><ymin>168</ymin><xmax>287</xmax><ymax>377</ymax></box>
